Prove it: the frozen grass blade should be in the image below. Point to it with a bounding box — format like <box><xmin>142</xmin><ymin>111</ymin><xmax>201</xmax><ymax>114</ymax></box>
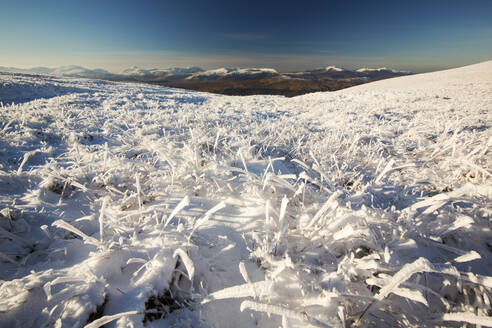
<box><xmin>452</xmin><ymin>250</ymin><xmax>481</xmax><ymax>263</ymax></box>
<box><xmin>202</xmin><ymin>281</ymin><xmax>273</xmax><ymax>304</ymax></box>
<box><xmin>52</xmin><ymin>219</ymin><xmax>102</xmax><ymax>248</ymax></box>
<box><xmin>84</xmin><ymin>310</ymin><xmax>140</xmax><ymax>328</ymax></box>
<box><xmin>17</xmin><ymin>151</ymin><xmax>39</xmax><ymax>175</ymax></box>
<box><xmin>188</xmin><ymin>201</ymin><xmax>226</xmax><ymax>241</ymax></box>
<box><xmin>98</xmin><ymin>197</ymin><xmax>108</xmax><ymax>243</ymax></box>
<box><xmin>135</xmin><ymin>173</ymin><xmax>143</xmax><ymax>219</ymax></box>
<box><xmin>374</xmin><ymin>158</ymin><xmax>395</xmax><ymax>184</ymax></box>
<box><xmin>278</xmin><ymin>195</ymin><xmax>289</xmax><ymax>238</ymax></box>
<box><xmin>356</xmin><ymin>258</ymin><xmax>434</xmax><ymax>325</ymax></box>
<box><xmin>163</xmin><ymin>195</ymin><xmax>190</xmax><ymax>227</ymax></box>
<box><xmin>239</xmin><ymin>262</ymin><xmax>251</xmax><ymax>283</ymax></box>
<box><xmin>103</xmin><ymin>142</ymin><xmax>108</xmax><ymax>171</ymax></box>
<box><xmin>173</xmin><ymin>248</ymin><xmax>195</xmax><ymax>282</ymax></box>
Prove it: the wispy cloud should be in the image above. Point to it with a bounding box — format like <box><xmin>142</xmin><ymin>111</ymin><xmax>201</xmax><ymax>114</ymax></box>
<box><xmin>219</xmin><ymin>33</ymin><xmax>270</xmax><ymax>41</ymax></box>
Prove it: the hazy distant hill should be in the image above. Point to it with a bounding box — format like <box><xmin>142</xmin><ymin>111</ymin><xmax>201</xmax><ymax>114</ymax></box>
<box><xmin>0</xmin><ymin>65</ymin><xmax>412</xmax><ymax>96</ymax></box>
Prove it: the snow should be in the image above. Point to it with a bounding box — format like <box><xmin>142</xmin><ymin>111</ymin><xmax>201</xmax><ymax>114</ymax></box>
<box><xmin>186</xmin><ymin>67</ymin><xmax>278</xmax><ymax>80</ymax></box>
<box><xmin>355</xmin><ymin>67</ymin><xmax>409</xmax><ymax>74</ymax></box>
<box><xmin>0</xmin><ymin>66</ymin><xmax>205</xmax><ymax>81</ymax></box>
<box><xmin>121</xmin><ymin>66</ymin><xmax>153</xmax><ymax>77</ymax></box>
<box><xmin>120</xmin><ymin>67</ymin><xmax>203</xmax><ymax>78</ymax></box>
<box><xmin>324</xmin><ymin>66</ymin><xmax>345</xmax><ymax>72</ymax></box>
<box><xmin>0</xmin><ymin>60</ymin><xmax>491</xmax><ymax>327</ymax></box>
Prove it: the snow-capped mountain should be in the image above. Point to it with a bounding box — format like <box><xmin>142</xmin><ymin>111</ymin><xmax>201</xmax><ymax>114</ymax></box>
<box><xmin>324</xmin><ymin>65</ymin><xmax>345</xmax><ymax>72</ymax></box>
<box><xmin>120</xmin><ymin>66</ymin><xmax>153</xmax><ymax>76</ymax></box>
<box><xmin>185</xmin><ymin>67</ymin><xmax>279</xmax><ymax>81</ymax></box>
<box><xmin>30</xmin><ymin>65</ymin><xmax>116</xmax><ymax>79</ymax></box>
<box><xmin>356</xmin><ymin>67</ymin><xmax>408</xmax><ymax>73</ymax></box>
<box><xmin>120</xmin><ymin>66</ymin><xmax>203</xmax><ymax>79</ymax></box>
<box><xmin>354</xmin><ymin>67</ymin><xmax>411</xmax><ymax>80</ymax></box>
<box><xmin>0</xmin><ymin>64</ymin><xmax>410</xmax><ymax>86</ymax></box>
<box><xmin>283</xmin><ymin>65</ymin><xmax>411</xmax><ymax>81</ymax></box>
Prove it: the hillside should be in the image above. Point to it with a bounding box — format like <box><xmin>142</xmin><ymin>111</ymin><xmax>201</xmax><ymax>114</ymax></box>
<box><xmin>0</xmin><ymin>61</ymin><xmax>491</xmax><ymax>327</ymax></box>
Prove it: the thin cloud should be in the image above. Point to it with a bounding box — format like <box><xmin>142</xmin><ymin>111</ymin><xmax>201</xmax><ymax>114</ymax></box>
<box><xmin>219</xmin><ymin>33</ymin><xmax>271</xmax><ymax>41</ymax></box>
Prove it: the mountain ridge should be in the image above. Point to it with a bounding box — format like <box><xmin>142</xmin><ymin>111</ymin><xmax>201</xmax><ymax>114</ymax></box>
<box><xmin>0</xmin><ymin>64</ymin><xmax>412</xmax><ymax>96</ymax></box>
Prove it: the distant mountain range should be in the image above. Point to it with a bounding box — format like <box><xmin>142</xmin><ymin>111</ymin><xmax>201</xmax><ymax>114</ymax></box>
<box><xmin>0</xmin><ymin>65</ymin><xmax>412</xmax><ymax>96</ymax></box>
<box><xmin>0</xmin><ymin>65</ymin><xmax>411</xmax><ymax>82</ymax></box>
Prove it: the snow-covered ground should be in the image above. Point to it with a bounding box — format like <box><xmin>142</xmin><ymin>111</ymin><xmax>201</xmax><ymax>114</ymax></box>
<box><xmin>0</xmin><ymin>61</ymin><xmax>491</xmax><ymax>328</ymax></box>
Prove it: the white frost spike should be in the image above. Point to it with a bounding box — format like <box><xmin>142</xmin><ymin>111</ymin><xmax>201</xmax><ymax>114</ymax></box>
<box><xmin>126</xmin><ymin>258</ymin><xmax>147</xmax><ymax>265</ymax></box>
<box><xmin>440</xmin><ymin>312</ymin><xmax>492</xmax><ymax>326</ymax></box>
<box><xmin>69</xmin><ymin>180</ymin><xmax>87</xmax><ymax>192</ymax></box>
<box><xmin>98</xmin><ymin>197</ymin><xmax>108</xmax><ymax>243</ymax></box>
<box><xmin>83</xmin><ymin>310</ymin><xmax>139</xmax><ymax>328</ymax></box>
<box><xmin>201</xmin><ymin>281</ymin><xmax>273</xmax><ymax>304</ymax></box>
<box><xmin>450</xmin><ymin>215</ymin><xmax>475</xmax><ymax>230</ymax></box>
<box><xmin>17</xmin><ymin>151</ymin><xmax>38</xmax><ymax>175</ymax></box>
<box><xmin>164</xmin><ymin>195</ymin><xmax>190</xmax><ymax>227</ymax></box>
<box><xmin>103</xmin><ymin>142</ymin><xmax>108</xmax><ymax>170</ymax></box>
<box><xmin>52</xmin><ymin>219</ymin><xmax>102</xmax><ymax>247</ymax></box>
<box><xmin>135</xmin><ymin>173</ymin><xmax>143</xmax><ymax>218</ymax></box>
<box><xmin>213</xmin><ymin>130</ymin><xmax>220</xmax><ymax>152</ymax></box>
<box><xmin>43</xmin><ymin>282</ymin><xmax>52</xmax><ymax>300</ymax></box>
<box><xmin>375</xmin><ymin>158</ymin><xmax>395</xmax><ymax>183</ymax></box>
<box><xmin>383</xmin><ymin>246</ymin><xmax>391</xmax><ymax>264</ymax></box>
<box><xmin>376</xmin><ymin>258</ymin><xmax>433</xmax><ymax>300</ymax></box>
<box><xmin>307</xmin><ymin>191</ymin><xmax>341</xmax><ymax>228</ymax></box>
<box><xmin>239</xmin><ymin>150</ymin><xmax>249</xmax><ymax>174</ymax></box>
<box><xmin>278</xmin><ymin>195</ymin><xmax>289</xmax><ymax>236</ymax></box>
<box><xmin>453</xmin><ymin>251</ymin><xmax>481</xmax><ymax>263</ymax></box>
<box><xmin>240</xmin><ymin>300</ymin><xmax>331</xmax><ymax>328</ymax></box>
<box><xmin>173</xmin><ymin>248</ymin><xmax>195</xmax><ymax>281</ymax></box>
<box><xmin>265</xmin><ymin>200</ymin><xmax>275</xmax><ymax>226</ymax></box>
<box><xmin>337</xmin><ymin>306</ymin><xmax>345</xmax><ymax>326</ymax></box>
<box><xmin>358</xmin><ymin>258</ymin><xmax>434</xmax><ymax>324</ymax></box>
<box><xmin>333</xmin><ymin>225</ymin><xmax>355</xmax><ymax>241</ymax></box>
<box><xmin>239</xmin><ymin>262</ymin><xmax>251</xmax><ymax>283</ymax></box>
<box><xmin>271</xmin><ymin>254</ymin><xmax>295</xmax><ymax>279</ymax></box>
<box><xmin>282</xmin><ymin>315</ymin><xmax>290</xmax><ymax>328</ymax></box>
<box><xmin>188</xmin><ymin>201</ymin><xmax>226</xmax><ymax>240</ymax></box>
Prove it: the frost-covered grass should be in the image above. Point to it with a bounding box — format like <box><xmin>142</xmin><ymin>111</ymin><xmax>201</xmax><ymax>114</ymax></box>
<box><xmin>0</xmin><ymin>62</ymin><xmax>491</xmax><ymax>327</ymax></box>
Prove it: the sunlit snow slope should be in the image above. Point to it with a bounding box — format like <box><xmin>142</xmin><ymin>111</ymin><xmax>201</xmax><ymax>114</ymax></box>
<box><xmin>0</xmin><ymin>61</ymin><xmax>491</xmax><ymax>328</ymax></box>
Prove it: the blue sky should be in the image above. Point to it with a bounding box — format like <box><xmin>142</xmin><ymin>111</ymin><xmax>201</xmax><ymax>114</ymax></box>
<box><xmin>1</xmin><ymin>0</ymin><xmax>491</xmax><ymax>72</ymax></box>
